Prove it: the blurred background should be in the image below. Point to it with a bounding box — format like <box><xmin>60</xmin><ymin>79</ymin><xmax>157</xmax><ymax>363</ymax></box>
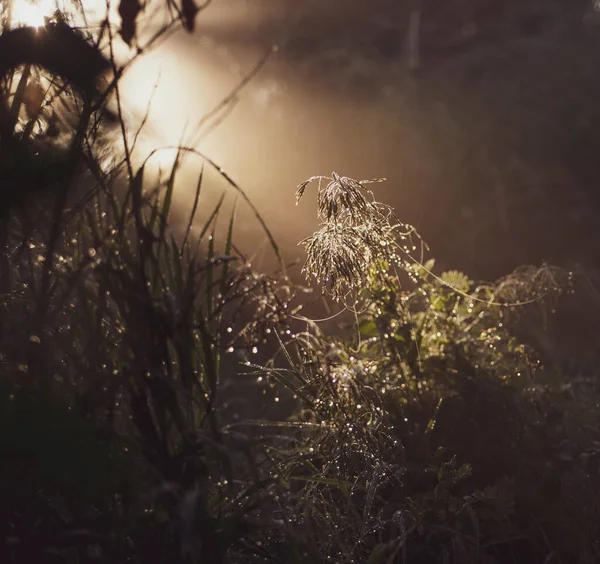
<box><xmin>6</xmin><ymin>0</ymin><xmax>600</xmax><ymax>349</ymax></box>
<box><xmin>110</xmin><ymin>0</ymin><xmax>600</xmax><ymax>283</ymax></box>
<box><xmin>10</xmin><ymin>0</ymin><xmax>600</xmax><ymax>279</ymax></box>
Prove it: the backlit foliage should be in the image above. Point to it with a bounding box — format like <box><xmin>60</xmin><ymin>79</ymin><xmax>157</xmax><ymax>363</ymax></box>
<box><xmin>0</xmin><ymin>5</ymin><xmax>599</xmax><ymax>564</ymax></box>
<box><xmin>297</xmin><ymin>172</ymin><xmax>423</xmax><ymax>302</ymax></box>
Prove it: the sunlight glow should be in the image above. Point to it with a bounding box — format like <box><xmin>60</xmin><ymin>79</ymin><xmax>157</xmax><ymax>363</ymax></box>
<box><xmin>10</xmin><ymin>0</ymin><xmax>56</xmax><ymax>27</ymax></box>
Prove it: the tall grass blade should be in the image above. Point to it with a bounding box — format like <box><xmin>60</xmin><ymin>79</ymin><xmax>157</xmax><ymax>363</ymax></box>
<box><xmin>219</xmin><ymin>196</ymin><xmax>238</xmax><ymax>297</ymax></box>
<box><xmin>158</xmin><ymin>147</ymin><xmax>181</xmax><ymax>245</ymax></box>
<box><xmin>181</xmin><ymin>162</ymin><xmax>204</xmax><ymax>256</ymax></box>
<box><xmin>192</xmin><ymin>192</ymin><xmax>225</xmax><ymax>263</ymax></box>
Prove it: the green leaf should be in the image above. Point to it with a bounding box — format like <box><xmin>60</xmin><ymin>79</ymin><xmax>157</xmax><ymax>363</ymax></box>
<box><xmin>359</xmin><ymin>320</ymin><xmax>379</xmax><ymax>337</ymax></box>
<box><xmin>441</xmin><ymin>270</ymin><xmax>472</xmax><ymax>293</ymax></box>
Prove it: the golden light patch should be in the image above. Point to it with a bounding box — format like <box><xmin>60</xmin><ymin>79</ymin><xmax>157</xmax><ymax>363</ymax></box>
<box><xmin>9</xmin><ymin>0</ymin><xmax>56</xmax><ymax>28</ymax></box>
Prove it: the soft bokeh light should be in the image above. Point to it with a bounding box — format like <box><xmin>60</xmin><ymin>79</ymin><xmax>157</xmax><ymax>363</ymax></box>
<box><xmin>4</xmin><ymin>0</ymin><xmax>587</xmax><ymax>283</ymax></box>
<box><xmin>8</xmin><ymin>0</ymin><xmax>56</xmax><ymax>27</ymax></box>
<box><xmin>0</xmin><ymin>0</ymin><xmax>416</xmax><ymax>276</ymax></box>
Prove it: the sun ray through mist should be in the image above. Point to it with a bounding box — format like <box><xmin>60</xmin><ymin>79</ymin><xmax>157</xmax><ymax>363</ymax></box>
<box><xmin>6</xmin><ymin>0</ymin><xmax>57</xmax><ymax>27</ymax></box>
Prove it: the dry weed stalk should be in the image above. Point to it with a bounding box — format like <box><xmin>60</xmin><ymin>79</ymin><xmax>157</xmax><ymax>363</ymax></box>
<box><xmin>296</xmin><ymin>172</ymin><xmax>420</xmax><ymax>301</ymax></box>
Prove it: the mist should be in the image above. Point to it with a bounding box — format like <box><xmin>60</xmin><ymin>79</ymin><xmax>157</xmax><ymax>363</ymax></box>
<box><xmin>95</xmin><ymin>0</ymin><xmax>599</xmax><ymax>287</ymax></box>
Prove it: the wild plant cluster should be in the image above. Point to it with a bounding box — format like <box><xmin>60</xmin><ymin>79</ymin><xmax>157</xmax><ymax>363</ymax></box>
<box><xmin>1</xmin><ymin>5</ymin><xmax>600</xmax><ymax>564</ymax></box>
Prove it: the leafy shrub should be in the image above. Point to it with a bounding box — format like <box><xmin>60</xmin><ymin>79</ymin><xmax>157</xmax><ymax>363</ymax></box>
<box><xmin>243</xmin><ymin>174</ymin><xmax>600</xmax><ymax>563</ymax></box>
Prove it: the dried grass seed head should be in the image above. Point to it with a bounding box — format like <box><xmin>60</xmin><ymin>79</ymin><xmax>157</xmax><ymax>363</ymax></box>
<box><xmin>301</xmin><ymin>223</ymin><xmax>374</xmax><ymax>300</ymax></box>
<box><xmin>296</xmin><ymin>172</ymin><xmax>386</xmax><ymax>224</ymax></box>
<box><xmin>297</xmin><ymin>173</ymin><xmax>421</xmax><ymax>300</ymax></box>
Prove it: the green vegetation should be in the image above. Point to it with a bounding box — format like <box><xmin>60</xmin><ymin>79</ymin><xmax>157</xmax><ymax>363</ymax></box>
<box><xmin>1</xmin><ymin>4</ymin><xmax>600</xmax><ymax>563</ymax></box>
